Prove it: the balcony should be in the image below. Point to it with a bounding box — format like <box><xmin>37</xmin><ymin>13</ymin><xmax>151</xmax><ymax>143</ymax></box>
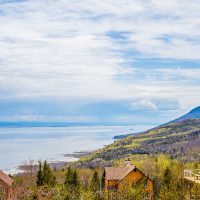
<box><xmin>184</xmin><ymin>169</ymin><xmax>200</xmax><ymax>184</ymax></box>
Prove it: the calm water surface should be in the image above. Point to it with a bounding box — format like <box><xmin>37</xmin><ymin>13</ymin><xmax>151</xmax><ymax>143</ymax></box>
<box><xmin>0</xmin><ymin>125</ymin><xmax>155</xmax><ymax>173</ymax></box>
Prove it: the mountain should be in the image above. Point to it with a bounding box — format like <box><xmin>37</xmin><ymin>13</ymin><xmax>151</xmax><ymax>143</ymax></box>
<box><xmin>114</xmin><ymin>106</ymin><xmax>200</xmax><ymax>139</ymax></box>
<box><xmin>171</xmin><ymin>106</ymin><xmax>200</xmax><ymax>123</ymax></box>
<box><xmin>78</xmin><ymin>119</ymin><xmax>200</xmax><ymax>167</ymax></box>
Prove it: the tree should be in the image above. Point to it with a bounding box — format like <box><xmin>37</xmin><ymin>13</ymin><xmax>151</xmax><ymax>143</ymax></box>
<box><xmin>65</xmin><ymin>167</ymin><xmax>73</xmax><ymax>186</ymax></box>
<box><xmin>89</xmin><ymin>170</ymin><xmax>104</xmax><ymax>200</ymax></box>
<box><xmin>73</xmin><ymin>169</ymin><xmax>80</xmax><ymax>188</ymax></box>
<box><xmin>42</xmin><ymin>160</ymin><xmax>56</xmax><ymax>186</ymax></box>
<box><xmin>64</xmin><ymin>168</ymin><xmax>81</xmax><ymax>200</ymax></box>
<box><xmin>90</xmin><ymin>170</ymin><xmax>100</xmax><ymax>193</ymax></box>
<box><xmin>36</xmin><ymin>160</ymin><xmax>56</xmax><ymax>187</ymax></box>
<box><xmin>101</xmin><ymin>170</ymin><xmax>105</xmax><ymax>190</ymax></box>
<box><xmin>36</xmin><ymin>161</ymin><xmax>43</xmax><ymax>186</ymax></box>
<box><xmin>158</xmin><ymin>167</ymin><xmax>178</xmax><ymax>200</ymax></box>
<box><xmin>110</xmin><ymin>180</ymin><xmax>134</xmax><ymax>200</ymax></box>
<box><xmin>163</xmin><ymin>167</ymin><xmax>173</xmax><ymax>190</ymax></box>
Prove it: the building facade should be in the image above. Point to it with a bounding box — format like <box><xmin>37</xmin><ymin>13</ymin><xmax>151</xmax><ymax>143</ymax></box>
<box><xmin>0</xmin><ymin>171</ymin><xmax>13</xmax><ymax>200</ymax></box>
<box><xmin>104</xmin><ymin>161</ymin><xmax>153</xmax><ymax>200</ymax></box>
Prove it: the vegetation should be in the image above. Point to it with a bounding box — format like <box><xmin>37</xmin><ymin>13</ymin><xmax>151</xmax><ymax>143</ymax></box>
<box><xmin>64</xmin><ymin>167</ymin><xmax>81</xmax><ymax>199</ymax></box>
<box><xmin>11</xmin><ymin>118</ymin><xmax>200</xmax><ymax>199</ymax></box>
<box><xmin>78</xmin><ymin>119</ymin><xmax>200</xmax><ymax>167</ymax></box>
<box><xmin>36</xmin><ymin>160</ymin><xmax>56</xmax><ymax>187</ymax></box>
<box><xmin>12</xmin><ymin>155</ymin><xmax>200</xmax><ymax>199</ymax></box>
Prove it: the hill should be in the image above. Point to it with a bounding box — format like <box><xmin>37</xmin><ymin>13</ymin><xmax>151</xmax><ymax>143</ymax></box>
<box><xmin>171</xmin><ymin>106</ymin><xmax>200</xmax><ymax>123</ymax></box>
<box><xmin>114</xmin><ymin>106</ymin><xmax>200</xmax><ymax>140</ymax></box>
<box><xmin>78</xmin><ymin>119</ymin><xmax>200</xmax><ymax>167</ymax></box>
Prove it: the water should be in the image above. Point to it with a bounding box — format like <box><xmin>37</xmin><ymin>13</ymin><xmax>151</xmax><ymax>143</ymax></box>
<box><xmin>0</xmin><ymin>125</ymin><xmax>155</xmax><ymax>173</ymax></box>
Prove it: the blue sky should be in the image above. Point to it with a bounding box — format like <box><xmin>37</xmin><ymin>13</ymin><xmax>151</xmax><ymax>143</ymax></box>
<box><xmin>0</xmin><ymin>0</ymin><xmax>200</xmax><ymax>124</ymax></box>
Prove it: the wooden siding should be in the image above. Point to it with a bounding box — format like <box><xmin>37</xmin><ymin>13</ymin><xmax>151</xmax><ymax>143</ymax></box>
<box><xmin>105</xmin><ymin>167</ymin><xmax>153</xmax><ymax>200</ymax></box>
<box><xmin>0</xmin><ymin>179</ymin><xmax>12</xmax><ymax>200</ymax></box>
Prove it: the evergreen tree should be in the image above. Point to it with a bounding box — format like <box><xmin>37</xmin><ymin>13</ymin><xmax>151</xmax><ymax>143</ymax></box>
<box><xmin>72</xmin><ymin>169</ymin><xmax>80</xmax><ymax>188</ymax></box>
<box><xmin>36</xmin><ymin>160</ymin><xmax>56</xmax><ymax>187</ymax></box>
<box><xmin>101</xmin><ymin>170</ymin><xmax>105</xmax><ymax>190</ymax></box>
<box><xmin>163</xmin><ymin>167</ymin><xmax>173</xmax><ymax>190</ymax></box>
<box><xmin>158</xmin><ymin>167</ymin><xmax>178</xmax><ymax>200</ymax></box>
<box><xmin>42</xmin><ymin>160</ymin><xmax>56</xmax><ymax>186</ymax></box>
<box><xmin>90</xmin><ymin>170</ymin><xmax>100</xmax><ymax>192</ymax></box>
<box><xmin>64</xmin><ymin>167</ymin><xmax>81</xmax><ymax>200</ymax></box>
<box><xmin>36</xmin><ymin>161</ymin><xmax>43</xmax><ymax>186</ymax></box>
<box><xmin>65</xmin><ymin>167</ymin><xmax>73</xmax><ymax>186</ymax></box>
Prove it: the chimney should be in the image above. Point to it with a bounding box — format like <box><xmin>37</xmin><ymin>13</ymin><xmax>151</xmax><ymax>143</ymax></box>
<box><xmin>124</xmin><ymin>159</ymin><xmax>132</xmax><ymax>166</ymax></box>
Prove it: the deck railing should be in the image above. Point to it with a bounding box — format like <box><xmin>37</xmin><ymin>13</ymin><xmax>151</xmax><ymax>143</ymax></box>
<box><xmin>184</xmin><ymin>169</ymin><xmax>200</xmax><ymax>184</ymax></box>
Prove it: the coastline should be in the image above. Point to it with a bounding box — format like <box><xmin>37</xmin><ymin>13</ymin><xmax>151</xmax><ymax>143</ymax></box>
<box><xmin>0</xmin><ymin>125</ymin><xmax>155</xmax><ymax>175</ymax></box>
<box><xmin>15</xmin><ymin>151</ymin><xmax>93</xmax><ymax>175</ymax></box>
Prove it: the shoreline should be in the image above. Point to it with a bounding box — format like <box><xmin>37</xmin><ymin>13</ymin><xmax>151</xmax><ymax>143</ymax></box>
<box><xmin>16</xmin><ymin>151</ymin><xmax>93</xmax><ymax>174</ymax></box>
<box><xmin>0</xmin><ymin>125</ymin><xmax>153</xmax><ymax>175</ymax></box>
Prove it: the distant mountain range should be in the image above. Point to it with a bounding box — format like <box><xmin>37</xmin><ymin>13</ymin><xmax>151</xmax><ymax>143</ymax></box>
<box><xmin>0</xmin><ymin>121</ymin><xmax>124</xmax><ymax>127</ymax></box>
<box><xmin>78</xmin><ymin>106</ymin><xmax>200</xmax><ymax>166</ymax></box>
<box><xmin>0</xmin><ymin>121</ymin><xmax>88</xmax><ymax>127</ymax></box>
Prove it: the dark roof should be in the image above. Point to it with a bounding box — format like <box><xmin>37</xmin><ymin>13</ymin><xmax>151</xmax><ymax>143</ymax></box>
<box><xmin>0</xmin><ymin>170</ymin><xmax>13</xmax><ymax>186</ymax></box>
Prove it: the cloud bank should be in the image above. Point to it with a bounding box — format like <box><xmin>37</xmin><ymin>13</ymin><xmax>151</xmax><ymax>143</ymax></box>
<box><xmin>0</xmin><ymin>0</ymin><xmax>199</xmax><ymax>123</ymax></box>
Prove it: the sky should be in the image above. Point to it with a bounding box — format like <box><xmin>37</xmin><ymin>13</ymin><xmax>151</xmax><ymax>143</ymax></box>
<box><xmin>0</xmin><ymin>0</ymin><xmax>200</xmax><ymax>125</ymax></box>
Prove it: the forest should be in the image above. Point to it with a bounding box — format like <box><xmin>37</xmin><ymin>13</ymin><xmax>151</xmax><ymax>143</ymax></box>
<box><xmin>10</xmin><ymin>119</ymin><xmax>200</xmax><ymax>199</ymax></box>
<box><xmin>78</xmin><ymin>119</ymin><xmax>200</xmax><ymax>168</ymax></box>
<box><xmin>12</xmin><ymin>154</ymin><xmax>200</xmax><ymax>199</ymax></box>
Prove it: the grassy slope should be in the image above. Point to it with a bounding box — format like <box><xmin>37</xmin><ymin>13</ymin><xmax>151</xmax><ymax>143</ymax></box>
<box><xmin>78</xmin><ymin>119</ymin><xmax>200</xmax><ymax>167</ymax></box>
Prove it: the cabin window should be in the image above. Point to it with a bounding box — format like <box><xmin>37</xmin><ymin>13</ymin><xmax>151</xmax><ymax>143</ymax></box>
<box><xmin>0</xmin><ymin>185</ymin><xmax>5</xmax><ymax>193</ymax></box>
<box><xmin>108</xmin><ymin>186</ymin><xmax>117</xmax><ymax>191</ymax></box>
<box><xmin>143</xmin><ymin>192</ymin><xmax>149</xmax><ymax>200</ymax></box>
<box><xmin>144</xmin><ymin>179</ymin><xmax>148</xmax><ymax>187</ymax></box>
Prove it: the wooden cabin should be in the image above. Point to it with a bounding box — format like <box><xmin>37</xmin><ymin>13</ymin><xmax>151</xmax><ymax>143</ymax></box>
<box><xmin>104</xmin><ymin>161</ymin><xmax>153</xmax><ymax>200</ymax></box>
<box><xmin>0</xmin><ymin>170</ymin><xmax>13</xmax><ymax>200</ymax></box>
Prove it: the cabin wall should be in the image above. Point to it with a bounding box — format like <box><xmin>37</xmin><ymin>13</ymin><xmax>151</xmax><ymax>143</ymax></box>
<box><xmin>144</xmin><ymin>179</ymin><xmax>154</xmax><ymax>200</ymax></box>
<box><xmin>106</xmin><ymin>169</ymin><xmax>154</xmax><ymax>200</ymax></box>
<box><xmin>105</xmin><ymin>178</ymin><xmax>117</xmax><ymax>188</ymax></box>
<box><xmin>117</xmin><ymin>169</ymin><xmax>144</xmax><ymax>191</ymax></box>
<box><xmin>105</xmin><ymin>178</ymin><xmax>119</xmax><ymax>200</ymax></box>
<box><xmin>0</xmin><ymin>179</ymin><xmax>12</xmax><ymax>200</ymax></box>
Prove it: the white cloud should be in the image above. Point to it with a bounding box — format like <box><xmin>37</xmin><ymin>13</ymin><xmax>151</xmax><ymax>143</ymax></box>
<box><xmin>130</xmin><ymin>100</ymin><xmax>157</xmax><ymax>111</ymax></box>
<box><xmin>0</xmin><ymin>0</ymin><xmax>199</xmax><ymax>116</ymax></box>
<box><xmin>154</xmin><ymin>68</ymin><xmax>200</xmax><ymax>80</ymax></box>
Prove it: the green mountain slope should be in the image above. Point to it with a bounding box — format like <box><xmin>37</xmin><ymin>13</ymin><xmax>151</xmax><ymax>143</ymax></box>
<box><xmin>79</xmin><ymin>119</ymin><xmax>200</xmax><ymax>166</ymax></box>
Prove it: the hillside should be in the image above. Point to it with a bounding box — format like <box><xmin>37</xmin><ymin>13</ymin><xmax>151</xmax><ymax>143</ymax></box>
<box><xmin>115</xmin><ymin>106</ymin><xmax>200</xmax><ymax>140</ymax></box>
<box><xmin>78</xmin><ymin>119</ymin><xmax>200</xmax><ymax>167</ymax></box>
<box><xmin>171</xmin><ymin>106</ymin><xmax>200</xmax><ymax>122</ymax></box>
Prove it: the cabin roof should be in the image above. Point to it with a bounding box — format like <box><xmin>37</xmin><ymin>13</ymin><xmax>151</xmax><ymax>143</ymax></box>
<box><xmin>105</xmin><ymin>163</ymin><xmax>134</xmax><ymax>181</ymax></box>
<box><xmin>0</xmin><ymin>170</ymin><xmax>13</xmax><ymax>187</ymax></box>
